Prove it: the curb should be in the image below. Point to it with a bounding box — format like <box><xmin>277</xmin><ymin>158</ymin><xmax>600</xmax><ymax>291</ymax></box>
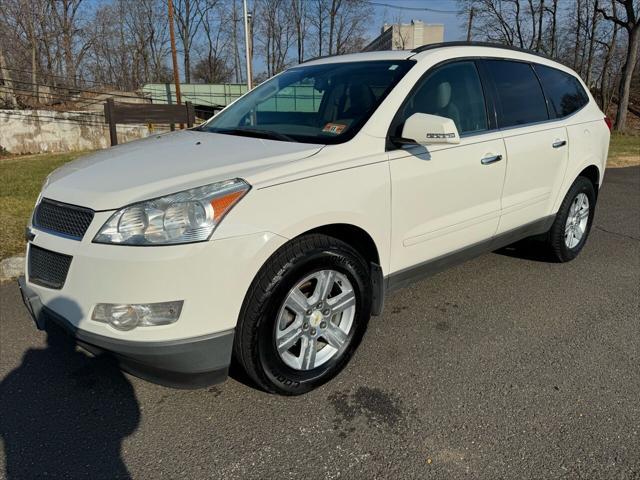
<box><xmin>0</xmin><ymin>256</ymin><xmax>25</xmax><ymax>282</ymax></box>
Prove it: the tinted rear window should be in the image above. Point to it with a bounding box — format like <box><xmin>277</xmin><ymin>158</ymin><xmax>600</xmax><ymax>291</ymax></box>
<box><xmin>534</xmin><ymin>65</ymin><xmax>589</xmax><ymax>118</ymax></box>
<box><xmin>486</xmin><ymin>60</ymin><xmax>548</xmax><ymax>128</ymax></box>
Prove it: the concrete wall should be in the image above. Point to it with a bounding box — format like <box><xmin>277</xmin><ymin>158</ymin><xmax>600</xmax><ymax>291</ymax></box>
<box><xmin>0</xmin><ymin>110</ymin><xmax>152</xmax><ymax>155</ymax></box>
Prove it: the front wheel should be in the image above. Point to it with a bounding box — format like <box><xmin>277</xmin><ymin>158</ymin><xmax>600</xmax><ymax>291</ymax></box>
<box><xmin>546</xmin><ymin>176</ymin><xmax>597</xmax><ymax>262</ymax></box>
<box><xmin>234</xmin><ymin>234</ymin><xmax>372</xmax><ymax>395</ymax></box>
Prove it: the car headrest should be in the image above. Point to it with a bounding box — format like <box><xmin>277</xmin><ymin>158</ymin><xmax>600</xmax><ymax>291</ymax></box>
<box><xmin>436</xmin><ymin>82</ymin><xmax>452</xmax><ymax>109</ymax></box>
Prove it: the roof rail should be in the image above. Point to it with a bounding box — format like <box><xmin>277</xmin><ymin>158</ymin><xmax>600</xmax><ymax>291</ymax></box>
<box><xmin>410</xmin><ymin>41</ymin><xmax>552</xmax><ymax>61</ymax></box>
<box><xmin>300</xmin><ymin>53</ymin><xmax>341</xmax><ymax>64</ymax></box>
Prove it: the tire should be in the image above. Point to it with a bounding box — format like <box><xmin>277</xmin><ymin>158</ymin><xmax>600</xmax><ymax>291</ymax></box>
<box><xmin>234</xmin><ymin>233</ymin><xmax>372</xmax><ymax>395</ymax></box>
<box><xmin>546</xmin><ymin>176</ymin><xmax>597</xmax><ymax>262</ymax></box>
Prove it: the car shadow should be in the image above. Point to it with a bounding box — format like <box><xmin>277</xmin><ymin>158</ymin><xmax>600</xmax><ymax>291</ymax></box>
<box><xmin>493</xmin><ymin>239</ymin><xmax>560</xmax><ymax>263</ymax></box>
<box><xmin>0</xmin><ymin>309</ymin><xmax>140</xmax><ymax>479</ymax></box>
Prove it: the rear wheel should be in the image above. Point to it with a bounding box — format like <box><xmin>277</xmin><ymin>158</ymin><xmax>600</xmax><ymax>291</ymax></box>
<box><xmin>546</xmin><ymin>176</ymin><xmax>597</xmax><ymax>262</ymax></box>
<box><xmin>234</xmin><ymin>234</ymin><xmax>372</xmax><ymax>395</ymax></box>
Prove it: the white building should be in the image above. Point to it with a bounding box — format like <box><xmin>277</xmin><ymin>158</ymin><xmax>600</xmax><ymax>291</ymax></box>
<box><xmin>363</xmin><ymin>20</ymin><xmax>444</xmax><ymax>52</ymax></box>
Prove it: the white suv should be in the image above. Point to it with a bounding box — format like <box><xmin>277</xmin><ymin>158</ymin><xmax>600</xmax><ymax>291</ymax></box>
<box><xmin>19</xmin><ymin>43</ymin><xmax>610</xmax><ymax>394</ymax></box>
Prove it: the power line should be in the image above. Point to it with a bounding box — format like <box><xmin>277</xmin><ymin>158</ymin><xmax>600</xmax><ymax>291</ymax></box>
<box><xmin>367</xmin><ymin>1</ymin><xmax>459</xmax><ymax>13</ymax></box>
<box><xmin>0</xmin><ymin>90</ymin><xmax>115</xmax><ymax>116</ymax></box>
<box><xmin>0</xmin><ymin>86</ymin><xmax>114</xmax><ymax>108</ymax></box>
<box><xmin>0</xmin><ymin>66</ymin><xmax>133</xmax><ymax>89</ymax></box>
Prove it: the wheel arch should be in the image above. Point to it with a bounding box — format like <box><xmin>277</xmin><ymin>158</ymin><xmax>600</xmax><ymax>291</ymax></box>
<box><xmin>258</xmin><ymin>223</ymin><xmax>386</xmax><ymax>316</ymax></box>
<box><xmin>553</xmin><ymin>162</ymin><xmax>603</xmax><ymax>214</ymax></box>
<box><xmin>578</xmin><ymin>164</ymin><xmax>601</xmax><ymax>191</ymax></box>
<box><xmin>302</xmin><ymin>223</ymin><xmax>381</xmax><ymax>267</ymax></box>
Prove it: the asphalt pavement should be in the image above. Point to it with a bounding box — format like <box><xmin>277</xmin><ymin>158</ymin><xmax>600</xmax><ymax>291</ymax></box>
<box><xmin>1</xmin><ymin>166</ymin><xmax>639</xmax><ymax>479</ymax></box>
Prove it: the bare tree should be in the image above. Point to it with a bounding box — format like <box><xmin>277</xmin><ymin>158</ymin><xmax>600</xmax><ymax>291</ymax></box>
<box><xmin>323</xmin><ymin>0</ymin><xmax>371</xmax><ymax>55</ymax></box>
<box><xmin>49</xmin><ymin>0</ymin><xmax>91</xmax><ymax>86</ymax></box>
<box><xmin>254</xmin><ymin>0</ymin><xmax>295</xmax><ymax>76</ymax></box>
<box><xmin>546</xmin><ymin>0</ymin><xmax>559</xmax><ymax>57</ymax></box>
<box><xmin>307</xmin><ymin>0</ymin><xmax>329</xmax><ymax>57</ymax></box>
<box><xmin>193</xmin><ymin>1</ymin><xmax>232</xmax><ymax>83</ymax></box>
<box><xmin>596</xmin><ymin>0</ymin><xmax>640</xmax><ymax>130</ymax></box>
<box><xmin>584</xmin><ymin>0</ymin><xmax>600</xmax><ymax>84</ymax></box>
<box><xmin>229</xmin><ymin>0</ymin><xmax>244</xmax><ymax>82</ymax></box>
<box><xmin>291</xmin><ymin>0</ymin><xmax>307</xmax><ymax>63</ymax></box>
<box><xmin>598</xmin><ymin>1</ymin><xmax>621</xmax><ymax>113</ymax></box>
<box><xmin>174</xmin><ymin>0</ymin><xmax>216</xmax><ymax>83</ymax></box>
<box><xmin>82</xmin><ymin>0</ymin><xmax>171</xmax><ymax>90</ymax></box>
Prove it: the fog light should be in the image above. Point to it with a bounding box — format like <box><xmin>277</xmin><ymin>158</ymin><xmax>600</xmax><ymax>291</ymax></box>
<box><xmin>92</xmin><ymin>301</ymin><xmax>183</xmax><ymax>331</ymax></box>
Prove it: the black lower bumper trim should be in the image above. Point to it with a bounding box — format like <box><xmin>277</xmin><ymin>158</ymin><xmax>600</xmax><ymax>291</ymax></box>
<box><xmin>18</xmin><ymin>276</ymin><xmax>234</xmax><ymax>389</ymax></box>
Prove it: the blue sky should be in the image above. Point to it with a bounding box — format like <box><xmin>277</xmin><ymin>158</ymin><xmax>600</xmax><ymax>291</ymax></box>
<box><xmin>366</xmin><ymin>0</ymin><xmax>465</xmax><ymax>42</ymax></box>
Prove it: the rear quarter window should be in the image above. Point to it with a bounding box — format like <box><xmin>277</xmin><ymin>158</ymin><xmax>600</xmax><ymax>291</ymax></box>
<box><xmin>485</xmin><ymin>60</ymin><xmax>549</xmax><ymax>128</ymax></box>
<box><xmin>534</xmin><ymin>65</ymin><xmax>589</xmax><ymax>118</ymax></box>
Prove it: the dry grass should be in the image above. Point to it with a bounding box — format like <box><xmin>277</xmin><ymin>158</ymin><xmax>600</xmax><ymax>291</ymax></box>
<box><xmin>607</xmin><ymin>132</ymin><xmax>640</xmax><ymax>168</ymax></box>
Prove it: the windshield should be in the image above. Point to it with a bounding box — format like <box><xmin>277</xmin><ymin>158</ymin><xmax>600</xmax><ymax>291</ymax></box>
<box><xmin>200</xmin><ymin>60</ymin><xmax>415</xmax><ymax>144</ymax></box>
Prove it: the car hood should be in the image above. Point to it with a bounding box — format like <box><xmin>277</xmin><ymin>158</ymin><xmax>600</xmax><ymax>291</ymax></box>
<box><xmin>43</xmin><ymin>130</ymin><xmax>324</xmax><ymax>210</ymax></box>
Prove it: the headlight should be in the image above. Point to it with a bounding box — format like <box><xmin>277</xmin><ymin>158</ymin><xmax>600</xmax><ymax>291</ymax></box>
<box><xmin>93</xmin><ymin>178</ymin><xmax>250</xmax><ymax>245</ymax></box>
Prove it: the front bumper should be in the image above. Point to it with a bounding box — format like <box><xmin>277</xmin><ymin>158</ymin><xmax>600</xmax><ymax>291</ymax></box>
<box><xmin>23</xmin><ymin>226</ymin><xmax>286</xmax><ymax>342</ymax></box>
<box><xmin>19</xmin><ymin>276</ymin><xmax>234</xmax><ymax>389</ymax></box>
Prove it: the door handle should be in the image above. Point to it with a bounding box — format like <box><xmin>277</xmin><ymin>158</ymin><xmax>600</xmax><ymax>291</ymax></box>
<box><xmin>481</xmin><ymin>154</ymin><xmax>502</xmax><ymax>165</ymax></box>
<box><xmin>552</xmin><ymin>140</ymin><xmax>567</xmax><ymax>148</ymax></box>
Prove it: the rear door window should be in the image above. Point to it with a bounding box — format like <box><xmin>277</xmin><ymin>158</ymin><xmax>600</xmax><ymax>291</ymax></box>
<box><xmin>534</xmin><ymin>65</ymin><xmax>589</xmax><ymax>118</ymax></box>
<box><xmin>485</xmin><ymin>60</ymin><xmax>549</xmax><ymax>128</ymax></box>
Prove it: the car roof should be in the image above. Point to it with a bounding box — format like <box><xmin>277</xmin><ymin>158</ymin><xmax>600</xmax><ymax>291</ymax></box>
<box><xmin>301</xmin><ymin>41</ymin><xmax>560</xmax><ymax>69</ymax></box>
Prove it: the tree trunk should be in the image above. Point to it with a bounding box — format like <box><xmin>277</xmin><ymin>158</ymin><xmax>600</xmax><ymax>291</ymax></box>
<box><xmin>466</xmin><ymin>7</ymin><xmax>474</xmax><ymax>42</ymax></box>
<box><xmin>535</xmin><ymin>0</ymin><xmax>544</xmax><ymax>52</ymax></box>
<box><xmin>574</xmin><ymin>0</ymin><xmax>583</xmax><ymax>72</ymax></box>
<box><xmin>328</xmin><ymin>0</ymin><xmax>337</xmax><ymax>55</ymax></box>
<box><xmin>549</xmin><ymin>0</ymin><xmax>558</xmax><ymax>57</ymax></box>
<box><xmin>514</xmin><ymin>0</ymin><xmax>525</xmax><ymax>48</ymax></box>
<box><xmin>615</xmin><ymin>26</ymin><xmax>640</xmax><ymax>131</ymax></box>
<box><xmin>585</xmin><ymin>2</ymin><xmax>599</xmax><ymax>85</ymax></box>
<box><xmin>600</xmin><ymin>18</ymin><xmax>619</xmax><ymax>113</ymax></box>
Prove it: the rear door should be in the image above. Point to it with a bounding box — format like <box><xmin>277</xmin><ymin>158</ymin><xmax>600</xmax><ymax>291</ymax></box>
<box><xmin>482</xmin><ymin>59</ymin><xmax>569</xmax><ymax>234</ymax></box>
<box><xmin>388</xmin><ymin>60</ymin><xmax>506</xmax><ymax>275</ymax></box>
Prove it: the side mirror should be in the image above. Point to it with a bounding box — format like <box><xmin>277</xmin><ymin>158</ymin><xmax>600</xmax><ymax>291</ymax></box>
<box><xmin>398</xmin><ymin>113</ymin><xmax>460</xmax><ymax>146</ymax></box>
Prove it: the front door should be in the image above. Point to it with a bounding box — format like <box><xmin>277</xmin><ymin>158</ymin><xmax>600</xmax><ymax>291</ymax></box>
<box><xmin>388</xmin><ymin>60</ymin><xmax>506</xmax><ymax>276</ymax></box>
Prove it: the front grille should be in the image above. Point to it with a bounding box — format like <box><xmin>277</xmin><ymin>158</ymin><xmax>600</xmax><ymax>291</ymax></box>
<box><xmin>33</xmin><ymin>198</ymin><xmax>94</xmax><ymax>240</ymax></box>
<box><xmin>28</xmin><ymin>245</ymin><xmax>72</xmax><ymax>289</ymax></box>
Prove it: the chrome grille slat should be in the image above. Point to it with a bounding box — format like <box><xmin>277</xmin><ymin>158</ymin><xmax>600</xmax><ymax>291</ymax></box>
<box><xmin>33</xmin><ymin>198</ymin><xmax>94</xmax><ymax>240</ymax></box>
<box><xmin>28</xmin><ymin>245</ymin><xmax>72</xmax><ymax>290</ymax></box>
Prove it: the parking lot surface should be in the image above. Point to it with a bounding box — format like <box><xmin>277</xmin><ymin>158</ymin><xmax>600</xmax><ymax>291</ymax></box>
<box><xmin>1</xmin><ymin>166</ymin><xmax>638</xmax><ymax>479</ymax></box>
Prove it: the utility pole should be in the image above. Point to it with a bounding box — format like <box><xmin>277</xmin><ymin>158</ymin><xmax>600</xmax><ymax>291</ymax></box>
<box><xmin>243</xmin><ymin>0</ymin><xmax>253</xmax><ymax>90</ymax></box>
<box><xmin>466</xmin><ymin>7</ymin><xmax>475</xmax><ymax>42</ymax></box>
<box><xmin>168</xmin><ymin>0</ymin><xmax>183</xmax><ymax>128</ymax></box>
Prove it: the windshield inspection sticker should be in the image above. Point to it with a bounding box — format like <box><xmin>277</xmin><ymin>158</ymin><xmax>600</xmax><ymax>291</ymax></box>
<box><xmin>322</xmin><ymin>123</ymin><xmax>347</xmax><ymax>135</ymax></box>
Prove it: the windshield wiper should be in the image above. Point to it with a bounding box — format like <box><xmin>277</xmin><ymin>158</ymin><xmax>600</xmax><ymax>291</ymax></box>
<box><xmin>214</xmin><ymin>128</ymin><xmax>296</xmax><ymax>143</ymax></box>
